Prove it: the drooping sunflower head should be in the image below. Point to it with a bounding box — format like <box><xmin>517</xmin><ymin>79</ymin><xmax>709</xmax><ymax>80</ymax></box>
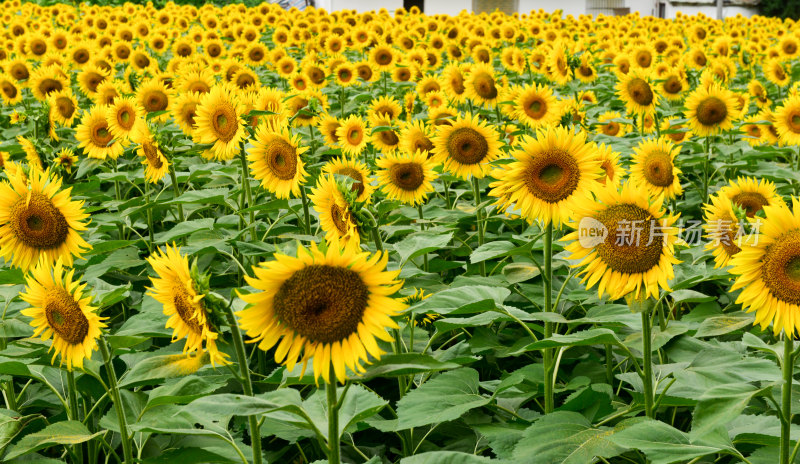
<box><xmin>630</xmin><ymin>136</ymin><xmax>683</xmax><ymax>200</ymax></box>
<box><xmin>488</xmin><ymin>125</ymin><xmax>602</xmax><ymax>226</ymax></box>
<box><xmin>370</xmin><ymin>115</ymin><xmax>401</xmax><ymax>153</ymax></box>
<box><xmin>685</xmin><ymin>83</ymin><xmax>737</xmax><ymax>137</ymax></box>
<box><xmin>0</xmin><ymin>168</ymin><xmax>91</xmax><ymax>271</ymax></box>
<box><xmin>310</xmin><ymin>174</ymin><xmax>361</xmax><ymax>251</ymax></box>
<box><xmin>730</xmin><ymin>197</ymin><xmax>800</xmax><ymax>336</ymax></box>
<box><xmin>563</xmin><ymin>182</ymin><xmax>681</xmax><ymax>301</ymax></box>
<box><xmin>431</xmin><ymin>112</ymin><xmax>502</xmax><ymax>180</ymax></box>
<box><xmin>546</xmin><ymin>41</ymin><xmax>572</xmax><ymax>86</ymax></box>
<box><xmin>193</xmin><ymin>84</ymin><xmax>247</xmax><ymax>161</ymax></box>
<box><xmin>703</xmin><ymin>193</ymin><xmax>743</xmax><ymax>269</ymax></box>
<box><xmin>170</xmin><ymin>91</ymin><xmax>203</xmax><ymax>137</ymax></box>
<box><xmin>376</xmin><ymin>150</ymin><xmax>439</xmax><ymax>205</ymax></box>
<box><xmin>21</xmin><ymin>258</ymin><xmax>106</xmax><ymax>370</ymax></box>
<box><xmin>238</xmin><ymin>242</ymin><xmax>406</xmax><ymax>384</ymax></box>
<box><xmin>247</xmin><ymin>120</ymin><xmax>309</xmax><ymax>199</ymax></box>
<box><xmin>75</xmin><ymin>104</ymin><xmax>124</xmax><ymax>160</ymax></box>
<box><xmin>441</xmin><ymin>63</ymin><xmax>467</xmax><ymax>102</ymax></box>
<box><xmin>106</xmin><ymin>96</ymin><xmax>144</xmax><ymax>141</ymax></box>
<box><xmin>146</xmin><ymin>244</ymin><xmax>229</xmax><ymax>366</ymax></box>
<box><xmin>17</xmin><ymin>136</ymin><xmax>43</xmax><ymax>171</ymax></box>
<box><xmin>720</xmin><ymin>176</ymin><xmax>784</xmax><ymax>219</ymax></box>
<box><xmin>616</xmin><ymin>69</ymin><xmax>657</xmax><ymax>116</ymax></box>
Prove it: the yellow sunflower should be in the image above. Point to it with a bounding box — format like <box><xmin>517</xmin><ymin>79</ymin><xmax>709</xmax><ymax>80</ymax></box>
<box><xmin>596</xmin><ymin>143</ymin><xmax>625</xmax><ymax>188</ymax></box>
<box><xmin>630</xmin><ymin>137</ymin><xmax>683</xmax><ymax>200</ymax></box>
<box><xmin>398</xmin><ymin>119</ymin><xmax>435</xmax><ymax>157</ymax></box>
<box><xmin>0</xmin><ymin>73</ymin><xmax>22</xmax><ymax>105</ymax></box>
<box><xmin>685</xmin><ymin>83</ymin><xmax>738</xmax><ymax>137</ymax></box>
<box><xmin>247</xmin><ymin>120</ymin><xmax>309</xmax><ymax>199</ymax></box>
<box><xmin>376</xmin><ymin>150</ymin><xmax>439</xmax><ymax>205</ymax></box>
<box><xmin>309</xmin><ymin>174</ymin><xmax>360</xmax><ymax>251</ymax></box>
<box><xmin>237</xmin><ymin>242</ymin><xmax>406</xmax><ymax>384</ymax></box>
<box><xmin>729</xmin><ymin>197</ymin><xmax>800</xmax><ymax>336</ymax></box>
<box><xmin>720</xmin><ymin>176</ymin><xmax>785</xmax><ymax>218</ymax></box>
<box><xmin>488</xmin><ymin>125</ymin><xmax>601</xmax><ymax>226</ymax></box>
<box><xmin>194</xmin><ymin>84</ymin><xmax>247</xmax><ymax>161</ymax></box>
<box><xmin>322</xmin><ymin>156</ymin><xmax>375</xmax><ymax>204</ymax></box>
<box><xmin>106</xmin><ymin>96</ymin><xmax>144</xmax><ymax>141</ymax></box>
<box><xmin>146</xmin><ymin>244</ymin><xmax>228</xmax><ymax>366</ymax></box>
<box><xmin>0</xmin><ymin>168</ymin><xmax>90</xmax><ymax>270</ymax></box>
<box><xmin>29</xmin><ymin>65</ymin><xmax>68</xmax><ymax>101</ymax></box>
<box><xmin>21</xmin><ymin>258</ymin><xmax>106</xmax><ymax>370</ymax></box>
<box><xmin>75</xmin><ymin>105</ymin><xmax>124</xmax><ymax>160</ymax></box>
<box><xmin>431</xmin><ymin>112</ymin><xmax>502</xmax><ymax>179</ymax></box>
<box><xmin>464</xmin><ymin>62</ymin><xmax>500</xmax><ymax>107</ymax></box>
<box><xmin>170</xmin><ymin>91</ymin><xmax>203</xmax><ymax>137</ymax></box>
<box><xmin>335</xmin><ymin>115</ymin><xmax>368</xmax><ymax>156</ymax></box>
<box><xmin>703</xmin><ymin>193</ymin><xmax>742</xmax><ymax>269</ymax></box>
<box><xmin>595</xmin><ymin>111</ymin><xmax>630</xmax><ymax>137</ymax></box>
<box><xmin>17</xmin><ymin>136</ymin><xmax>43</xmax><ymax>171</ymax></box>
<box><xmin>616</xmin><ymin>69</ymin><xmax>658</xmax><ymax>116</ymax></box>
<box><xmin>773</xmin><ymin>93</ymin><xmax>800</xmax><ymax>146</ymax></box>
<box><xmin>136</xmin><ymin>79</ymin><xmax>173</xmax><ymax>122</ymax></box>
<box><xmin>563</xmin><ymin>182</ymin><xmax>681</xmax><ymax>300</ymax></box>
<box><xmin>48</xmin><ymin>89</ymin><xmax>78</xmax><ymax>127</ymax></box>
<box><xmin>54</xmin><ymin>148</ymin><xmax>78</xmax><ymax>174</ymax></box>
<box><xmin>513</xmin><ymin>83</ymin><xmax>561</xmax><ymax>129</ymax></box>
<box><xmin>131</xmin><ymin>124</ymin><xmax>170</xmax><ymax>184</ymax></box>
<box><xmin>660</xmin><ymin>118</ymin><xmax>692</xmax><ymax>144</ymax></box>
<box><xmin>370</xmin><ymin>116</ymin><xmax>401</xmax><ymax>153</ymax></box>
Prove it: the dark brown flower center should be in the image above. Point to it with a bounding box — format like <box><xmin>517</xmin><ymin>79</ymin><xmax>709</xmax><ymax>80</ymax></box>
<box><xmin>627</xmin><ymin>78</ymin><xmax>654</xmax><ymax>106</ymax></box>
<box><xmin>732</xmin><ymin>191</ymin><xmax>768</xmax><ymax>217</ymax></box>
<box><xmin>595</xmin><ymin>203</ymin><xmax>664</xmax><ymax>274</ymax></box>
<box><xmin>523</xmin><ymin>148</ymin><xmax>581</xmax><ymax>203</ymax></box>
<box><xmin>642</xmin><ymin>150</ymin><xmax>674</xmax><ymax>187</ymax></box>
<box><xmin>390</xmin><ymin>162</ymin><xmax>424</xmax><ymax>191</ymax></box>
<box><xmin>211</xmin><ymin>103</ymin><xmax>238</xmax><ymax>142</ymax></box>
<box><xmin>446</xmin><ymin>127</ymin><xmax>489</xmax><ymax>165</ymax></box>
<box><xmin>265</xmin><ymin>139</ymin><xmax>298</xmax><ymax>180</ymax></box>
<box><xmin>143</xmin><ymin>89</ymin><xmax>168</xmax><ymax>113</ymax></box>
<box><xmin>471</xmin><ymin>71</ymin><xmax>498</xmax><ymax>100</ymax></box>
<box><xmin>10</xmin><ymin>192</ymin><xmax>69</xmax><ymax>250</ymax></box>
<box><xmin>696</xmin><ymin>97</ymin><xmax>728</xmax><ymax>126</ymax></box>
<box><xmin>45</xmin><ymin>289</ymin><xmax>89</xmax><ymax>344</ymax></box>
<box><xmin>762</xmin><ymin>230</ymin><xmax>800</xmax><ymax>305</ymax></box>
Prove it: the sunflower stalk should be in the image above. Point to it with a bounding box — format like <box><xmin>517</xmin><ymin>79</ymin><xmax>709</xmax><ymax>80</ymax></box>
<box><xmin>238</xmin><ymin>144</ymin><xmax>255</xmax><ymax>242</ymax></box>
<box><xmin>417</xmin><ymin>204</ymin><xmax>428</xmax><ymax>272</ymax></box>
<box><xmin>222</xmin><ymin>302</ymin><xmax>263</xmax><ymax>464</ymax></box>
<box><xmin>542</xmin><ymin>221</ymin><xmax>554</xmax><ymax>414</ymax></box>
<box><xmin>300</xmin><ymin>187</ymin><xmax>312</xmax><ymax>236</ymax></box>
<box><xmin>66</xmin><ymin>370</ymin><xmax>83</xmax><ymax>463</ymax></box>
<box><xmin>326</xmin><ymin>373</ymin><xmax>342</xmax><ymax>464</ymax></box>
<box><xmin>98</xmin><ymin>338</ymin><xmax>134</xmax><ymax>464</ymax></box>
<box><xmin>781</xmin><ymin>335</ymin><xmax>794</xmax><ymax>464</ymax></box>
<box><xmin>641</xmin><ymin>310</ymin><xmax>655</xmax><ymax>419</ymax></box>
<box><xmin>472</xmin><ymin>177</ymin><xmax>486</xmax><ymax>277</ymax></box>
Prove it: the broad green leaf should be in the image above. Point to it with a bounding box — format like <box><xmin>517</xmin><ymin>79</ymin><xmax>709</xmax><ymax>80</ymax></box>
<box><xmin>145</xmin><ymin>375</ymin><xmax>228</xmax><ymax>410</ymax></box>
<box><xmin>524</xmin><ymin>329</ymin><xmax>621</xmax><ymax>350</ymax></box>
<box><xmin>167</xmin><ymin>188</ymin><xmax>230</xmax><ymax>205</ymax></box>
<box><xmin>470</xmin><ymin>241</ymin><xmax>516</xmax><ymax>263</ymax></box>
<box><xmin>183</xmin><ymin>389</ymin><xmax>305</xmax><ymax>419</ymax></box>
<box><xmin>502</xmin><ymin>262</ymin><xmax>541</xmax><ymax>284</ymax></box>
<box><xmin>359</xmin><ymin>353</ymin><xmax>462</xmax><ymax>380</ymax></box>
<box><xmin>4</xmin><ymin>421</ymin><xmax>102</xmax><ymax>460</ymax></box>
<box><xmin>409</xmin><ymin>286</ymin><xmax>510</xmax><ymax>316</ymax></box>
<box><xmin>512</xmin><ymin>411</ymin><xmax>628</xmax><ymax>463</ymax></box>
<box><xmin>399</xmin><ymin>451</ymin><xmax>494</xmax><ymax>463</ymax></box>
<box><xmin>606</xmin><ymin>419</ymin><xmax>724</xmax><ymax>464</ymax></box>
<box><xmin>396</xmin><ymin>368</ymin><xmax>489</xmax><ymax>429</ymax></box>
<box><xmin>670</xmin><ymin>289</ymin><xmax>715</xmax><ymax>304</ymax></box>
<box><xmin>690</xmin><ymin>383</ymin><xmax>770</xmax><ymax>440</ymax></box>
<box><xmin>81</xmin><ymin>248</ymin><xmax>143</xmax><ymax>280</ymax></box>
<box><xmin>120</xmin><ymin>352</ymin><xmax>210</xmax><ymax>386</ymax></box>
<box><xmin>694</xmin><ymin>313</ymin><xmax>754</xmax><ymax>337</ymax></box>
<box><xmin>155</xmin><ymin>218</ymin><xmax>215</xmax><ymax>243</ymax></box>
<box><xmin>301</xmin><ymin>385</ymin><xmax>387</xmax><ymax>439</ymax></box>
<box><xmin>393</xmin><ymin>231</ymin><xmax>453</xmax><ymax>265</ymax></box>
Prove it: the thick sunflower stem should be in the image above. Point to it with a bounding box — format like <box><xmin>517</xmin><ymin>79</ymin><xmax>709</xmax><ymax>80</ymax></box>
<box><xmin>782</xmin><ymin>334</ymin><xmax>794</xmax><ymax>464</ymax></box>
<box><xmin>167</xmin><ymin>162</ymin><xmax>185</xmax><ymax>224</ymax></box>
<box><xmin>99</xmin><ymin>338</ymin><xmax>133</xmax><ymax>464</ymax></box>
<box><xmin>112</xmin><ymin>159</ymin><xmax>125</xmax><ymax>240</ymax></box>
<box><xmin>223</xmin><ymin>306</ymin><xmax>263</xmax><ymax>464</ymax></box>
<box><xmin>239</xmin><ymin>145</ymin><xmax>255</xmax><ymax>240</ymax></box>
<box><xmin>417</xmin><ymin>204</ymin><xmax>428</xmax><ymax>272</ymax></box>
<box><xmin>702</xmin><ymin>136</ymin><xmax>711</xmax><ymax>204</ymax></box>
<box><xmin>326</xmin><ymin>376</ymin><xmax>341</xmax><ymax>464</ymax></box>
<box><xmin>443</xmin><ymin>180</ymin><xmax>452</xmax><ymax>209</ymax></box>
<box><xmin>300</xmin><ymin>187</ymin><xmax>311</xmax><ymax>236</ymax></box>
<box><xmin>144</xmin><ymin>181</ymin><xmax>154</xmax><ymax>253</ymax></box>
<box><xmin>472</xmin><ymin>177</ymin><xmax>486</xmax><ymax>277</ymax></box>
<box><xmin>642</xmin><ymin>310</ymin><xmax>655</xmax><ymax>419</ymax></box>
<box><xmin>66</xmin><ymin>370</ymin><xmax>83</xmax><ymax>463</ymax></box>
<box><xmin>542</xmin><ymin>221</ymin><xmax>554</xmax><ymax>414</ymax></box>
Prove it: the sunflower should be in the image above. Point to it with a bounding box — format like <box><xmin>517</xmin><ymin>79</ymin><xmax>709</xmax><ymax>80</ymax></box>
<box><xmin>176</xmin><ymin>67</ymin><xmax>214</xmax><ymax>95</ymax></box>
<box><xmin>740</xmin><ymin>115</ymin><xmax>766</xmax><ymax>147</ymax></box>
<box><xmin>370</xmin><ymin>116</ymin><xmax>400</xmax><ymax>153</ymax></box>
<box><xmin>657</xmin><ymin>68</ymin><xmax>688</xmax><ymax>101</ymax></box>
<box><xmin>660</xmin><ymin>118</ymin><xmax>692</xmax><ymax>144</ymax></box>
<box><xmin>18</xmin><ymin>136</ymin><xmax>43</xmax><ymax>171</ymax></box>
<box><xmin>29</xmin><ymin>65</ymin><xmax>68</xmax><ymax>101</ymax></box>
<box><xmin>335</xmin><ymin>115</ymin><xmax>368</xmax><ymax>156</ymax></box>
<box><xmin>398</xmin><ymin>119</ymin><xmax>435</xmax><ymax>157</ymax></box>
<box><xmin>322</xmin><ymin>157</ymin><xmax>375</xmax><ymax>204</ymax></box>
<box><xmin>368</xmin><ymin>96</ymin><xmax>402</xmax><ymax>124</ymax></box>
<box><xmin>106</xmin><ymin>96</ymin><xmax>144</xmax><ymax>141</ymax></box>
<box><xmin>547</xmin><ymin>41</ymin><xmax>572</xmax><ymax>86</ymax></box>
<box><xmin>0</xmin><ymin>73</ymin><xmax>22</xmax><ymax>105</ymax></box>
<box><xmin>703</xmin><ymin>193</ymin><xmax>742</xmax><ymax>268</ymax></box>
<box><xmin>464</xmin><ymin>62</ymin><xmax>499</xmax><ymax>107</ymax></box>
<box><xmin>749</xmin><ymin>80</ymin><xmax>771</xmax><ymax>109</ymax></box>
<box><xmin>76</xmin><ymin>64</ymin><xmax>108</xmax><ymax>98</ymax></box>
<box><xmin>136</xmin><ymin>79</ymin><xmax>173</xmax><ymax>122</ymax></box>
<box><xmin>720</xmin><ymin>177</ymin><xmax>784</xmax><ymax>218</ymax></box>
<box><xmin>513</xmin><ymin>83</ymin><xmax>560</xmax><ymax>129</ymax></box>
<box><xmin>309</xmin><ymin>174</ymin><xmax>360</xmax><ymax>251</ymax></box>
<box><xmin>773</xmin><ymin>94</ymin><xmax>800</xmax><ymax>146</ymax></box>
<box><xmin>170</xmin><ymin>91</ymin><xmax>203</xmax><ymax>137</ymax></box>
<box><xmin>764</xmin><ymin>58</ymin><xmax>790</xmax><ymax>88</ymax></box>
<box><xmin>75</xmin><ymin>105</ymin><xmax>124</xmax><ymax>160</ymax></box>
<box><xmin>376</xmin><ymin>150</ymin><xmax>439</xmax><ymax>205</ymax></box>
<box><xmin>237</xmin><ymin>242</ymin><xmax>406</xmax><ymax>384</ymax></box>
<box><xmin>431</xmin><ymin>112</ymin><xmax>502</xmax><ymax>179</ymax></box>
<box><xmin>131</xmin><ymin>124</ymin><xmax>170</xmax><ymax>184</ymax></box>
<box><xmin>146</xmin><ymin>244</ymin><xmax>228</xmax><ymax>366</ymax></box>
<box><xmin>441</xmin><ymin>63</ymin><xmax>467</xmax><ymax>102</ymax></box>
<box><xmin>563</xmin><ymin>182</ymin><xmax>681</xmax><ymax>300</ymax></box>
<box><xmin>596</xmin><ymin>143</ymin><xmax>624</xmax><ymax>187</ymax></box>
<box><xmin>729</xmin><ymin>197</ymin><xmax>800</xmax><ymax>335</ymax></box>
<box><xmin>616</xmin><ymin>69</ymin><xmax>657</xmax><ymax>116</ymax></box>
<box><xmin>318</xmin><ymin>114</ymin><xmax>342</xmax><ymax>147</ymax></box>
<box><xmin>48</xmin><ymin>89</ymin><xmax>78</xmax><ymax>127</ymax></box>
<box><xmin>488</xmin><ymin>125</ymin><xmax>601</xmax><ymax>226</ymax></box>
<box><xmin>369</xmin><ymin>43</ymin><xmax>398</xmax><ymax>70</ymax></box>
<box><xmin>629</xmin><ymin>137</ymin><xmax>683</xmax><ymax>200</ymax></box>
<box><xmin>247</xmin><ymin>120</ymin><xmax>308</xmax><ymax>199</ymax></box>
<box><xmin>0</xmin><ymin>168</ymin><xmax>90</xmax><ymax>270</ymax></box>
<box><xmin>595</xmin><ymin>111</ymin><xmax>630</xmax><ymax>137</ymax></box>
<box><xmin>21</xmin><ymin>258</ymin><xmax>105</xmax><ymax>370</ymax></box>
<box><xmin>194</xmin><ymin>84</ymin><xmax>247</xmax><ymax>161</ymax></box>
<box><xmin>685</xmin><ymin>84</ymin><xmax>737</xmax><ymax>137</ymax></box>
<box><xmin>54</xmin><ymin>148</ymin><xmax>78</xmax><ymax>174</ymax></box>
<box><xmin>94</xmin><ymin>81</ymin><xmax>120</xmax><ymax>106</ymax></box>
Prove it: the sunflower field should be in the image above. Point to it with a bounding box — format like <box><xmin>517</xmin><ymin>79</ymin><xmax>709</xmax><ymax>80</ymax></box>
<box><xmin>6</xmin><ymin>1</ymin><xmax>800</xmax><ymax>463</ymax></box>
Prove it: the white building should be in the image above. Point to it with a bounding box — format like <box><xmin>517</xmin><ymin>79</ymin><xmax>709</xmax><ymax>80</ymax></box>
<box><xmin>313</xmin><ymin>0</ymin><xmax>761</xmax><ymax>19</ymax></box>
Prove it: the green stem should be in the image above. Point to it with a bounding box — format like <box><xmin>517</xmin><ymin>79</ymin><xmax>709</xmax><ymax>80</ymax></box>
<box><xmin>326</xmin><ymin>377</ymin><xmax>341</xmax><ymax>464</ymax></box>
<box><xmin>223</xmin><ymin>305</ymin><xmax>263</xmax><ymax>464</ymax></box>
<box><xmin>371</xmin><ymin>226</ymin><xmax>384</xmax><ymax>253</ymax></box>
<box><xmin>66</xmin><ymin>370</ymin><xmax>83</xmax><ymax>463</ymax></box>
<box><xmin>98</xmin><ymin>338</ymin><xmax>133</xmax><ymax>464</ymax></box>
<box><xmin>417</xmin><ymin>204</ymin><xmax>428</xmax><ymax>272</ymax></box>
<box><xmin>300</xmin><ymin>186</ymin><xmax>311</xmax><ymax>236</ymax></box>
<box><xmin>239</xmin><ymin>144</ymin><xmax>255</xmax><ymax>236</ymax></box>
<box><xmin>642</xmin><ymin>310</ymin><xmax>655</xmax><ymax>419</ymax></box>
<box><xmin>472</xmin><ymin>177</ymin><xmax>486</xmax><ymax>277</ymax></box>
<box><xmin>168</xmin><ymin>161</ymin><xmax>185</xmax><ymax>223</ymax></box>
<box><xmin>782</xmin><ymin>335</ymin><xmax>794</xmax><ymax>464</ymax></box>
<box><xmin>703</xmin><ymin>137</ymin><xmax>711</xmax><ymax>204</ymax></box>
<box><xmin>144</xmin><ymin>181</ymin><xmax>154</xmax><ymax>252</ymax></box>
<box><xmin>543</xmin><ymin>221</ymin><xmax>554</xmax><ymax>414</ymax></box>
<box><xmin>443</xmin><ymin>179</ymin><xmax>451</xmax><ymax>209</ymax></box>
